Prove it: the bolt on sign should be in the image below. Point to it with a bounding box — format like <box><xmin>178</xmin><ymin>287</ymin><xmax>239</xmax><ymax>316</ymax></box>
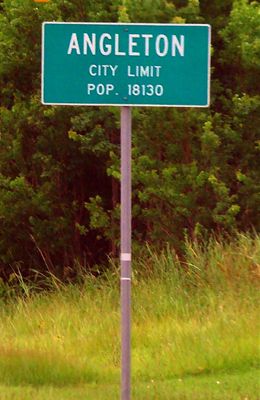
<box><xmin>42</xmin><ymin>23</ymin><xmax>211</xmax><ymax>107</ymax></box>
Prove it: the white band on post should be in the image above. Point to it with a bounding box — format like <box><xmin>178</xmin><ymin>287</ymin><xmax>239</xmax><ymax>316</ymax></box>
<box><xmin>121</xmin><ymin>277</ymin><xmax>131</xmax><ymax>281</ymax></box>
<box><xmin>121</xmin><ymin>253</ymin><xmax>131</xmax><ymax>262</ymax></box>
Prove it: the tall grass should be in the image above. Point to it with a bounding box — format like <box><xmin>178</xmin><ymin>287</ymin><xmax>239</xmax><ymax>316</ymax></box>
<box><xmin>0</xmin><ymin>233</ymin><xmax>259</xmax><ymax>388</ymax></box>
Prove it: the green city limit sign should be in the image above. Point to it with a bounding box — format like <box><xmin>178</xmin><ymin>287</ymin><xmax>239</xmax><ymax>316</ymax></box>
<box><xmin>42</xmin><ymin>23</ymin><xmax>211</xmax><ymax>107</ymax></box>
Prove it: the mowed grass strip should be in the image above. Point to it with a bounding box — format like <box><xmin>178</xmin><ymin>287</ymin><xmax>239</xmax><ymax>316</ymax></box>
<box><xmin>0</xmin><ymin>370</ymin><xmax>259</xmax><ymax>399</ymax></box>
<box><xmin>0</xmin><ymin>233</ymin><xmax>259</xmax><ymax>398</ymax></box>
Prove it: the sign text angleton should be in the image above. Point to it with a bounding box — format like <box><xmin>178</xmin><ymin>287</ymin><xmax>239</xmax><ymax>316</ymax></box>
<box><xmin>67</xmin><ymin>33</ymin><xmax>185</xmax><ymax>57</ymax></box>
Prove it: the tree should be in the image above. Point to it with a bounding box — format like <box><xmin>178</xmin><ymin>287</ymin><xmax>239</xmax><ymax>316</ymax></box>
<box><xmin>0</xmin><ymin>0</ymin><xmax>259</xmax><ymax>279</ymax></box>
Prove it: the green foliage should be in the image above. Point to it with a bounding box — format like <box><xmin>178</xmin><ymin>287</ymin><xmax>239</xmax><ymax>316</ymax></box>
<box><xmin>124</xmin><ymin>0</ymin><xmax>175</xmax><ymax>23</ymax></box>
<box><xmin>221</xmin><ymin>0</ymin><xmax>260</xmax><ymax>69</ymax></box>
<box><xmin>0</xmin><ymin>0</ymin><xmax>259</xmax><ymax>276</ymax></box>
<box><xmin>85</xmin><ymin>195</ymin><xmax>110</xmax><ymax>231</ymax></box>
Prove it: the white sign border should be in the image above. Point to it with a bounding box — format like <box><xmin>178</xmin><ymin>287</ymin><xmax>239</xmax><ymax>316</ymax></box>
<box><xmin>42</xmin><ymin>22</ymin><xmax>211</xmax><ymax>108</ymax></box>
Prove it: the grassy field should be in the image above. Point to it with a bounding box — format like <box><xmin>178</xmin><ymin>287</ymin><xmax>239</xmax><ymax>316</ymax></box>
<box><xmin>0</xmin><ymin>233</ymin><xmax>259</xmax><ymax>399</ymax></box>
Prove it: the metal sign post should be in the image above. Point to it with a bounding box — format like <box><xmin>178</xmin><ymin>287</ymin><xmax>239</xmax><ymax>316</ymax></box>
<box><xmin>120</xmin><ymin>106</ymin><xmax>132</xmax><ymax>400</ymax></box>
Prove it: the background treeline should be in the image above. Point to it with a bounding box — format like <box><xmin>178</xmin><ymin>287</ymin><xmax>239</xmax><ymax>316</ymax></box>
<box><xmin>0</xmin><ymin>0</ymin><xmax>259</xmax><ymax>279</ymax></box>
